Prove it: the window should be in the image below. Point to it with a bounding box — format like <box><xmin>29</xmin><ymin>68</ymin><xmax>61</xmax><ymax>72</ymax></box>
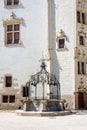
<box><xmin>81</xmin><ymin>62</ymin><xmax>85</xmax><ymax>74</ymax></box>
<box><xmin>7</xmin><ymin>0</ymin><xmax>12</xmax><ymax>5</ymax></box>
<box><xmin>3</xmin><ymin>13</ymin><xmax>22</xmax><ymax>46</ymax></box>
<box><xmin>23</xmin><ymin>87</ymin><xmax>29</xmax><ymax>97</ymax></box>
<box><xmin>77</xmin><ymin>62</ymin><xmax>86</xmax><ymax>74</ymax></box>
<box><xmin>78</xmin><ymin>62</ymin><xmax>81</xmax><ymax>74</ymax></box>
<box><xmin>77</xmin><ymin>11</ymin><xmax>87</xmax><ymax>24</ymax></box>
<box><xmin>2</xmin><ymin>95</ymin><xmax>8</xmax><ymax>103</ymax></box>
<box><xmin>58</xmin><ymin>38</ymin><xmax>65</xmax><ymax>48</ymax></box>
<box><xmin>79</xmin><ymin>35</ymin><xmax>84</xmax><ymax>45</ymax></box>
<box><xmin>5</xmin><ymin>76</ymin><xmax>12</xmax><ymax>87</ymax></box>
<box><xmin>2</xmin><ymin>95</ymin><xmax>15</xmax><ymax>103</ymax></box>
<box><xmin>9</xmin><ymin>95</ymin><xmax>15</xmax><ymax>103</ymax></box>
<box><xmin>6</xmin><ymin>24</ymin><xmax>20</xmax><ymax>45</ymax></box>
<box><xmin>82</xmin><ymin>13</ymin><xmax>85</xmax><ymax>24</ymax></box>
<box><xmin>77</xmin><ymin>11</ymin><xmax>80</xmax><ymax>23</ymax></box>
<box><xmin>14</xmin><ymin>0</ymin><xmax>19</xmax><ymax>5</ymax></box>
<box><xmin>6</xmin><ymin>0</ymin><xmax>19</xmax><ymax>6</ymax></box>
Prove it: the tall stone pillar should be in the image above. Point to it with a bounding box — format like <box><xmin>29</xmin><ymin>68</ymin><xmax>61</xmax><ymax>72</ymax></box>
<box><xmin>47</xmin><ymin>0</ymin><xmax>55</xmax><ymax>96</ymax></box>
<box><xmin>47</xmin><ymin>0</ymin><xmax>55</xmax><ymax>74</ymax></box>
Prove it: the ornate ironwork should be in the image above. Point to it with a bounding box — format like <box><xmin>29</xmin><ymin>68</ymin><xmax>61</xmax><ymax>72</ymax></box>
<box><xmin>25</xmin><ymin>59</ymin><xmax>60</xmax><ymax>100</ymax></box>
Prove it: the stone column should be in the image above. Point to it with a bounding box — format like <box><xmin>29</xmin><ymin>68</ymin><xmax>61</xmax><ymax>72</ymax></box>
<box><xmin>47</xmin><ymin>0</ymin><xmax>55</xmax><ymax>95</ymax></box>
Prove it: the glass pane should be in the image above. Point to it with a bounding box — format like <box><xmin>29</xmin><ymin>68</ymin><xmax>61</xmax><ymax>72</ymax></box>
<box><xmin>5</xmin><ymin>76</ymin><xmax>12</xmax><ymax>87</ymax></box>
<box><xmin>23</xmin><ymin>87</ymin><xmax>29</xmax><ymax>97</ymax></box>
<box><xmin>77</xmin><ymin>11</ymin><xmax>80</xmax><ymax>23</ymax></box>
<box><xmin>79</xmin><ymin>36</ymin><xmax>84</xmax><ymax>45</ymax></box>
<box><xmin>7</xmin><ymin>0</ymin><xmax>12</xmax><ymax>5</ymax></box>
<box><xmin>59</xmin><ymin>39</ymin><xmax>64</xmax><ymax>48</ymax></box>
<box><xmin>14</xmin><ymin>32</ymin><xmax>19</xmax><ymax>43</ymax></box>
<box><xmin>2</xmin><ymin>96</ymin><xmax>8</xmax><ymax>103</ymax></box>
<box><xmin>7</xmin><ymin>33</ymin><xmax>12</xmax><ymax>44</ymax></box>
<box><xmin>9</xmin><ymin>96</ymin><xmax>15</xmax><ymax>103</ymax></box>
<box><xmin>14</xmin><ymin>24</ymin><xmax>20</xmax><ymax>31</ymax></box>
<box><xmin>78</xmin><ymin>62</ymin><xmax>81</xmax><ymax>74</ymax></box>
<box><xmin>81</xmin><ymin>62</ymin><xmax>85</xmax><ymax>74</ymax></box>
<box><xmin>7</xmin><ymin>25</ymin><xmax>13</xmax><ymax>31</ymax></box>
<box><xmin>82</xmin><ymin>13</ymin><xmax>85</xmax><ymax>24</ymax></box>
<box><xmin>14</xmin><ymin>0</ymin><xmax>19</xmax><ymax>5</ymax></box>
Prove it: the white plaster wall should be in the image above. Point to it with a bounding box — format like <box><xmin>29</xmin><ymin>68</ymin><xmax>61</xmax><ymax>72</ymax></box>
<box><xmin>0</xmin><ymin>0</ymin><xmax>48</xmax><ymax>89</ymax></box>
<box><xmin>54</xmin><ymin>0</ymin><xmax>76</xmax><ymax>96</ymax></box>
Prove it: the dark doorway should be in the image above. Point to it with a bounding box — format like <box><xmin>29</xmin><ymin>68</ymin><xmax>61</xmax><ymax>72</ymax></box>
<box><xmin>78</xmin><ymin>92</ymin><xmax>84</xmax><ymax>109</ymax></box>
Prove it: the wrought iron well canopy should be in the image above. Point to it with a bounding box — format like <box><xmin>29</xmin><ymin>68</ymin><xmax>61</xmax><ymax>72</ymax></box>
<box><xmin>25</xmin><ymin>59</ymin><xmax>60</xmax><ymax>100</ymax></box>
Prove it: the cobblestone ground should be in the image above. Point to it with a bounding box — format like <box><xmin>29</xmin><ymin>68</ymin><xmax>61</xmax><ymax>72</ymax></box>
<box><xmin>0</xmin><ymin>110</ymin><xmax>87</xmax><ymax>130</ymax></box>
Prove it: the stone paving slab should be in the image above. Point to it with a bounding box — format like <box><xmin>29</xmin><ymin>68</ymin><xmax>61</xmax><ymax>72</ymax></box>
<box><xmin>0</xmin><ymin>110</ymin><xmax>86</xmax><ymax>130</ymax></box>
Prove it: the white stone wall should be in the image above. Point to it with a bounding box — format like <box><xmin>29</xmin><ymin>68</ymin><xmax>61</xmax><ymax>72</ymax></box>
<box><xmin>0</xmin><ymin>0</ymin><xmax>48</xmax><ymax>108</ymax></box>
<box><xmin>52</xmin><ymin>0</ymin><xmax>76</xmax><ymax>108</ymax></box>
<box><xmin>0</xmin><ymin>0</ymin><xmax>84</xmax><ymax>109</ymax></box>
<box><xmin>0</xmin><ymin>0</ymin><xmax>48</xmax><ymax>85</ymax></box>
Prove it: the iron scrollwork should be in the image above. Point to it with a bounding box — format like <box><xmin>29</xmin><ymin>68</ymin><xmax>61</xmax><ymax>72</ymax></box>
<box><xmin>25</xmin><ymin>60</ymin><xmax>60</xmax><ymax>100</ymax></box>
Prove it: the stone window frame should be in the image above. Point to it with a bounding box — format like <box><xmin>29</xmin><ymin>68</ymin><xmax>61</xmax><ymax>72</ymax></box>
<box><xmin>4</xmin><ymin>0</ymin><xmax>20</xmax><ymax>8</ymax></box>
<box><xmin>56</xmin><ymin>36</ymin><xmax>66</xmax><ymax>51</ymax></box>
<box><xmin>77</xmin><ymin>10</ymin><xmax>87</xmax><ymax>25</ymax></box>
<box><xmin>3</xmin><ymin>14</ymin><xmax>22</xmax><ymax>46</ymax></box>
<box><xmin>2</xmin><ymin>95</ymin><xmax>15</xmax><ymax>103</ymax></box>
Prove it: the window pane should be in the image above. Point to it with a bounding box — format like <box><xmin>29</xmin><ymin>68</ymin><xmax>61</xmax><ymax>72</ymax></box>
<box><xmin>7</xmin><ymin>33</ymin><xmax>12</xmax><ymax>44</ymax></box>
<box><xmin>7</xmin><ymin>25</ymin><xmax>13</xmax><ymax>31</ymax></box>
<box><xmin>59</xmin><ymin>39</ymin><xmax>64</xmax><ymax>48</ymax></box>
<box><xmin>81</xmin><ymin>62</ymin><xmax>85</xmax><ymax>74</ymax></box>
<box><xmin>79</xmin><ymin>36</ymin><xmax>84</xmax><ymax>45</ymax></box>
<box><xmin>23</xmin><ymin>87</ymin><xmax>29</xmax><ymax>97</ymax></box>
<box><xmin>5</xmin><ymin>76</ymin><xmax>12</xmax><ymax>87</ymax></box>
<box><xmin>2</xmin><ymin>96</ymin><xmax>8</xmax><ymax>103</ymax></box>
<box><xmin>14</xmin><ymin>0</ymin><xmax>19</xmax><ymax>5</ymax></box>
<box><xmin>9</xmin><ymin>96</ymin><xmax>15</xmax><ymax>103</ymax></box>
<box><xmin>14</xmin><ymin>24</ymin><xmax>20</xmax><ymax>31</ymax></box>
<box><xmin>78</xmin><ymin>62</ymin><xmax>81</xmax><ymax>74</ymax></box>
<box><xmin>77</xmin><ymin>11</ymin><xmax>80</xmax><ymax>23</ymax></box>
<box><xmin>82</xmin><ymin>13</ymin><xmax>85</xmax><ymax>24</ymax></box>
<box><xmin>7</xmin><ymin>0</ymin><xmax>12</xmax><ymax>5</ymax></box>
<box><xmin>14</xmin><ymin>32</ymin><xmax>19</xmax><ymax>43</ymax></box>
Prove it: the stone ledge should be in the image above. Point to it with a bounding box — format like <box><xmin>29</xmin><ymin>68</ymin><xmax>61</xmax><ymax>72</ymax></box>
<box><xmin>15</xmin><ymin>110</ymin><xmax>72</xmax><ymax>116</ymax></box>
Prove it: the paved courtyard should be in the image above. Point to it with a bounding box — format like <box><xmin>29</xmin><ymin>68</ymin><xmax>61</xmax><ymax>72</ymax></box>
<box><xmin>0</xmin><ymin>111</ymin><xmax>87</xmax><ymax>130</ymax></box>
